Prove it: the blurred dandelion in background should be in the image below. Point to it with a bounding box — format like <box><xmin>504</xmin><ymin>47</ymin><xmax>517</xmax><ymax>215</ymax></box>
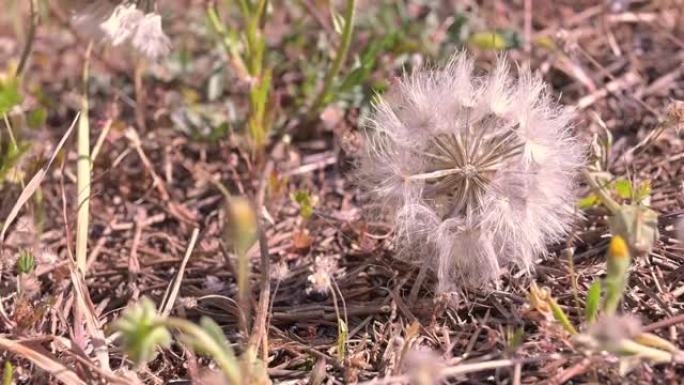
<box><xmin>357</xmin><ymin>53</ymin><xmax>584</xmax><ymax>290</ymax></box>
<box><xmin>69</xmin><ymin>1</ymin><xmax>171</xmax><ymax>60</ymax></box>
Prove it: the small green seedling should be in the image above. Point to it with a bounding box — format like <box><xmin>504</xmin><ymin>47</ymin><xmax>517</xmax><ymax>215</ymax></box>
<box><xmin>15</xmin><ymin>250</ymin><xmax>35</xmax><ymax>275</ymax></box>
<box><xmin>113</xmin><ymin>297</ymin><xmax>270</xmax><ymax>384</ymax></box>
<box><xmin>291</xmin><ymin>190</ymin><xmax>316</xmax><ymax>220</ymax></box>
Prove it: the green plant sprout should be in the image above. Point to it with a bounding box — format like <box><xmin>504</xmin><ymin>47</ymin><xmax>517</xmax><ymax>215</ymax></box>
<box><xmin>309</xmin><ymin>0</ymin><xmax>358</xmax><ymax>116</ymax></box>
<box><xmin>291</xmin><ymin>190</ymin><xmax>317</xmax><ymax>220</ymax></box>
<box><xmin>602</xmin><ymin>235</ymin><xmax>631</xmax><ymax>315</ymax></box>
<box><xmin>529</xmin><ymin>235</ymin><xmax>683</xmax><ymax>375</ymax></box>
<box><xmin>582</xmin><ymin>167</ymin><xmax>658</xmax><ymax>258</ymax></box>
<box><xmin>207</xmin><ymin>0</ymin><xmax>272</xmax><ymax>155</ymax></box>
<box><xmin>207</xmin><ymin>0</ymin><xmax>358</xmax><ymax>152</ymax></box>
<box><xmin>114</xmin><ymin>297</ymin><xmax>270</xmax><ymax>384</ymax></box>
<box><xmin>2</xmin><ymin>361</ymin><xmax>12</xmax><ymax>385</ymax></box>
<box><xmin>579</xmin><ymin>107</ymin><xmax>684</xmax><ymax>257</ymax></box>
<box><xmin>15</xmin><ymin>249</ymin><xmax>35</xmax><ymax>275</ymax></box>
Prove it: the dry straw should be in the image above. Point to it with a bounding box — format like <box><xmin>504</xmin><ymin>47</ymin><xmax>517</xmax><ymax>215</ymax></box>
<box><xmin>357</xmin><ymin>53</ymin><xmax>584</xmax><ymax>290</ymax></box>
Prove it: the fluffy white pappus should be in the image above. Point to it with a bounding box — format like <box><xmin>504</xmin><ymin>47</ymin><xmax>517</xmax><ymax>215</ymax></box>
<box><xmin>356</xmin><ymin>53</ymin><xmax>584</xmax><ymax>289</ymax></box>
<box><xmin>70</xmin><ymin>1</ymin><xmax>171</xmax><ymax>61</ymax></box>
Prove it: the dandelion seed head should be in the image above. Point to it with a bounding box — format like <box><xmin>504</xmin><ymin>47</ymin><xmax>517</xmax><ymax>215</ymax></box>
<box><xmin>356</xmin><ymin>52</ymin><xmax>584</xmax><ymax>289</ymax></box>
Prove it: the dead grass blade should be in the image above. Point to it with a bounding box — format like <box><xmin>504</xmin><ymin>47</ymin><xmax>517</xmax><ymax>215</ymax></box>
<box><xmin>159</xmin><ymin>227</ymin><xmax>200</xmax><ymax>317</ymax></box>
<box><xmin>0</xmin><ymin>336</ymin><xmax>87</xmax><ymax>385</ymax></box>
<box><xmin>247</xmin><ymin>226</ymin><xmax>271</xmax><ymax>361</ymax></box>
<box><xmin>68</xmin><ymin>261</ymin><xmax>111</xmax><ymax>371</ymax></box>
<box><xmin>1</xmin><ymin>112</ymin><xmax>80</xmax><ymax>243</ymax></box>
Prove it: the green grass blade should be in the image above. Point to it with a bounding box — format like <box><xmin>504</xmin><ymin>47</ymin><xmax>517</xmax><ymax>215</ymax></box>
<box><xmin>584</xmin><ymin>280</ymin><xmax>601</xmax><ymax>324</ymax></box>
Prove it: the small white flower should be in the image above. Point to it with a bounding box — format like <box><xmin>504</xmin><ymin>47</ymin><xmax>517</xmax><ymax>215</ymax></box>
<box><xmin>357</xmin><ymin>53</ymin><xmax>584</xmax><ymax>290</ymax></box>
<box><xmin>130</xmin><ymin>13</ymin><xmax>172</xmax><ymax>61</ymax></box>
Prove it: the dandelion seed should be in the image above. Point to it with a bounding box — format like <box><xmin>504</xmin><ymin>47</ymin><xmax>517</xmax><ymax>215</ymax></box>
<box><xmin>356</xmin><ymin>53</ymin><xmax>584</xmax><ymax>290</ymax></box>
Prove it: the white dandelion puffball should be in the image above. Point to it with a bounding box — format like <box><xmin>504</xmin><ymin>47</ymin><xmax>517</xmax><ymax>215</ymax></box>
<box><xmin>357</xmin><ymin>53</ymin><xmax>584</xmax><ymax>290</ymax></box>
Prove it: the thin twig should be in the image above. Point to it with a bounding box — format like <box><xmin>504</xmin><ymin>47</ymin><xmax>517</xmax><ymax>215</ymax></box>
<box><xmin>159</xmin><ymin>228</ymin><xmax>200</xmax><ymax>317</ymax></box>
<box><xmin>643</xmin><ymin>313</ymin><xmax>684</xmax><ymax>332</ymax></box>
<box><xmin>248</xmin><ymin>224</ymin><xmax>271</xmax><ymax>362</ymax></box>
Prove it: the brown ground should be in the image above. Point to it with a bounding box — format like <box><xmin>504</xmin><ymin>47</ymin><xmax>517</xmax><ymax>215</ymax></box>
<box><xmin>2</xmin><ymin>0</ymin><xmax>684</xmax><ymax>384</ymax></box>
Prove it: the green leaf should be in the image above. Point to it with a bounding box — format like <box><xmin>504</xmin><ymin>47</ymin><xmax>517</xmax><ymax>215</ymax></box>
<box><xmin>635</xmin><ymin>180</ymin><xmax>651</xmax><ymax>203</ymax></box>
<box><xmin>337</xmin><ymin>66</ymin><xmax>366</xmax><ymax>94</ymax></box>
<box><xmin>3</xmin><ymin>361</ymin><xmax>13</xmax><ymax>385</ymax></box>
<box><xmin>15</xmin><ymin>250</ymin><xmax>35</xmax><ymax>274</ymax></box>
<box><xmin>533</xmin><ymin>36</ymin><xmax>556</xmax><ymax>50</ymax></box>
<box><xmin>27</xmin><ymin>108</ymin><xmax>47</xmax><ymax>129</ymax></box>
<box><xmin>180</xmin><ymin>317</ymin><xmax>238</xmax><ymax>361</ymax></box>
<box><xmin>337</xmin><ymin>34</ymin><xmax>395</xmax><ymax>94</ymax></box>
<box><xmin>0</xmin><ymin>77</ymin><xmax>21</xmax><ymax>115</ymax></box>
<box><xmin>506</xmin><ymin>327</ymin><xmax>525</xmax><ymax>350</ymax></box>
<box><xmin>584</xmin><ymin>280</ymin><xmax>601</xmax><ymax>324</ymax></box>
<box><xmin>291</xmin><ymin>190</ymin><xmax>315</xmax><ymax>219</ymax></box>
<box><xmin>578</xmin><ymin>193</ymin><xmax>600</xmax><ymax>209</ymax></box>
<box><xmin>199</xmin><ymin>317</ymin><xmax>234</xmax><ymax>355</ymax></box>
<box><xmin>468</xmin><ymin>31</ymin><xmax>508</xmax><ymax>50</ymax></box>
<box><xmin>603</xmin><ymin>235</ymin><xmax>631</xmax><ymax>315</ymax></box>
<box><xmin>613</xmin><ymin>179</ymin><xmax>632</xmax><ymax>200</ymax></box>
<box><xmin>548</xmin><ymin>298</ymin><xmax>577</xmax><ymax>335</ymax></box>
<box><xmin>0</xmin><ymin>141</ymin><xmax>30</xmax><ymax>183</ymax></box>
<box><xmin>337</xmin><ymin>318</ymin><xmax>348</xmax><ymax>362</ymax></box>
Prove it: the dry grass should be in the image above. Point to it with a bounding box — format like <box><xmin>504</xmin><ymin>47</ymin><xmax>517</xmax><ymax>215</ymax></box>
<box><xmin>1</xmin><ymin>0</ymin><xmax>684</xmax><ymax>384</ymax></box>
